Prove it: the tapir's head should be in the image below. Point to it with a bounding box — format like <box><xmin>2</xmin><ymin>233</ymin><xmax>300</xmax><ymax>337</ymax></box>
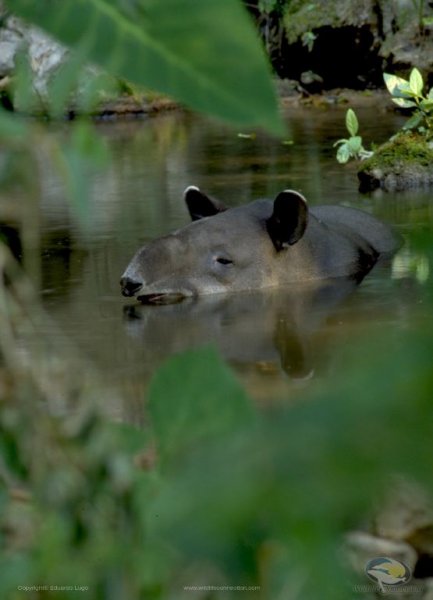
<box><xmin>120</xmin><ymin>186</ymin><xmax>308</xmax><ymax>303</ymax></box>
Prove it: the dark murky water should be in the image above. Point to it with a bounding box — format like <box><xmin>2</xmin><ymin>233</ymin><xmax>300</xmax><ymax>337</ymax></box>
<box><xmin>5</xmin><ymin>104</ymin><xmax>433</xmax><ymax>420</ymax></box>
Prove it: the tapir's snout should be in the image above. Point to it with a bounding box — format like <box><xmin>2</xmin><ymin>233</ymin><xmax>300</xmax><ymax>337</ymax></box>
<box><xmin>120</xmin><ymin>276</ymin><xmax>143</xmax><ymax>297</ymax></box>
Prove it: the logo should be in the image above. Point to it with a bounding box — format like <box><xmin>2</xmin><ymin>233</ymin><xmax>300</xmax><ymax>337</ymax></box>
<box><xmin>365</xmin><ymin>557</ymin><xmax>411</xmax><ymax>592</ymax></box>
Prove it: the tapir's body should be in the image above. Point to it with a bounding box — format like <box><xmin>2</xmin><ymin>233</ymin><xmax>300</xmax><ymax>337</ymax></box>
<box><xmin>121</xmin><ymin>187</ymin><xmax>400</xmax><ymax>303</ymax></box>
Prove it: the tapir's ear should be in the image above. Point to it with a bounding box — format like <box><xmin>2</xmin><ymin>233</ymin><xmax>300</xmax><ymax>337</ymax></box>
<box><xmin>184</xmin><ymin>186</ymin><xmax>227</xmax><ymax>221</ymax></box>
<box><xmin>266</xmin><ymin>190</ymin><xmax>308</xmax><ymax>251</ymax></box>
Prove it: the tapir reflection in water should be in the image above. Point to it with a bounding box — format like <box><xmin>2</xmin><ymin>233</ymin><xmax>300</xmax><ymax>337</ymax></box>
<box><xmin>120</xmin><ymin>187</ymin><xmax>400</xmax><ymax>303</ymax></box>
<box><xmin>122</xmin><ymin>281</ymin><xmax>368</xmax><ymax>383</ymax></box>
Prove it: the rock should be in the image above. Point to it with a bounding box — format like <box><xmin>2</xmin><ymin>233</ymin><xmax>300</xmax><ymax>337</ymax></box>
<box><xmin>25</xmin><ymin>21</ymin><xmax>68</xmax><ymax>98</ymax></box>
<box><xmin>358</xmin><ymin>133</ymin><xmax>433</xmax><ymax>191</ymax></box>
<box><xmin>345</xmin><ymin>479</ymin><xmax>433</xmax><ymax>596</ymax></box>
<box><xmin>284</xmin><ymin>0</ymin><xmax>378</xmax><ymax>44</ymax></box>
<box><xmin>274</xmin><ymin>77</ymin><xmax>302</xmax><ymax>98</ymax></box>
<box><xmin>0</xmin><ymin>13</ymin><xmax>68</xmax><ymax>105</ymax></box>
<box><xmin>0</xmin><ymin>10</ymin><xmax>158</xmax><ymax>117</ymax></box>
<box><xmin>0</xmin><ymin>25</ymin><xmax>22</xmax><ymax>75</ymax></box>
<box><xmin>0</xmin><ymin>10</ymin><xmax>118</xmax><ymax>114</ymax></box>
<box><xmin>345</xmin><ymin>531</ymin><xmax>418</xmax><ymax>575</ymax></box>
<box><xmin>374</xmin><ymin>478</ymin><xmax>433</xmax><ymax>555</ymax></box>
<box><xmin>274</xmin><ymin>0</ymin><xmax>433</xmax><ymax>90</ymax></box>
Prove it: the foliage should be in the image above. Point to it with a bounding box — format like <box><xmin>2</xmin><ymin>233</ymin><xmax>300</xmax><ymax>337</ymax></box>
<box><xmin>0</xmin><ymin>112</ymin><xmax>110</xmax><ymax>229</ymax></box>
<box><xmin>337</xmin><ymin>67</ymin><xmax>433</xmax><ymax>170</ymax></box>
<box><xmin>333</xmin><ymin>109</ymin><xmax>373</xmax><ymax>164</ymax></box>
<box><xmin>2</xmin><ymin>238</ymin><xmax>433</xmax><ymax>598</ymax></box>
<box><xmin>301</xmin><ymin>30</ymin><xmax>317</xmax><ymax>52</ymax></box>
<box><xmin>5</xmin><ymin>0</ymin><xmax>283</xmax><ymax>135</ymax></box>
<box><xmin>384</xmin><ymin>68</ymin><xmax>433</xmax><ymax>139</ymax></box>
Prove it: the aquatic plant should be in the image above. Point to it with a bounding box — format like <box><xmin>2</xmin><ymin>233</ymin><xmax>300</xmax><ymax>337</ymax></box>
<box><xmin>334</xmin><ymin>108</ymin><xmax>373</xmax><ymax>164</ymax></box>
<box><xmin>335</xmin><ymin>68</ymin><xmax>433</xmax><ymax>169</ymax></box>
<box><xmin>384</xmin><ymin>68</ymin><xmax>433</xmax><ymax>139</ymax></box>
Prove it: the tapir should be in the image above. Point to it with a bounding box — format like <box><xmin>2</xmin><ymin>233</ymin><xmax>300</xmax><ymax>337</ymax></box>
<box><xmin>120</xmin><ymin>187</ymin><xmax>400</xmax><ymax>303</ymax></box>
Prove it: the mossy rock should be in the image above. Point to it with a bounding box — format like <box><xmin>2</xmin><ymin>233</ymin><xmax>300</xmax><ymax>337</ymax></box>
<box><xmin>283</xmin><ymin>0</ymin><xmax>376</xmax><ymax>44</ymax></box>
<box><xmin>358</xmin><ymin>133</ymin><xmax>433</xmax><ymax>192</ymax></box>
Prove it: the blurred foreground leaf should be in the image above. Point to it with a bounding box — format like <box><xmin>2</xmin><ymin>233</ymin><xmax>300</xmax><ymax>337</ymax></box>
<box><xmin>55</xmin><ymin>120</ymin><xmax>110</xmax><ymax>225</ymax></box>
<box><xmin>148</xmin><ymin>347</ymin><xmax>254</xmax><ymax>465</ymax></box>
<box><xmin>0</xmin><ymin>108</ymin><xmax>28</xmax><ymax>140</ymax></box>
<box><xmin>146</xmin><ymin>328</ymin><xmax>433</xmax><ymax>598</ymax></box>
<box><xmin>7</xmin><ymin>0</ymin><xmax>283</xmax><ymax>134</ymax></box>
<box><xmin>12</xmin><ymin>47</ymin><xmax>42</xmax><ymax>114</ymax></box>
<box><xmin>1</xmin><ymin>306</ymin><xmax>433</xmax><ymax>597</ymax></box>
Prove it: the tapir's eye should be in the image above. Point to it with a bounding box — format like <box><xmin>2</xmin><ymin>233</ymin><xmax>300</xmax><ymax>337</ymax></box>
<box><xmin>215</xmin><ymin>256</ymin><xmax>233</xmax><ymax>266</ymax></box>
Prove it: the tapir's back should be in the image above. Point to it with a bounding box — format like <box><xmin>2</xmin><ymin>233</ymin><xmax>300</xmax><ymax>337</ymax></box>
<box><xmin>311</xmin><ymin>205</ymin><xmax>401</xmax><ymax>257</ymax></box>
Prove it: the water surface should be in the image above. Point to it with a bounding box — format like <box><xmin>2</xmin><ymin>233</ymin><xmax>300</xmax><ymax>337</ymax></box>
<box><xmin>6</xmin><ymin>104</ymin><xmax>433</xmax><ymax>421</ymax></box>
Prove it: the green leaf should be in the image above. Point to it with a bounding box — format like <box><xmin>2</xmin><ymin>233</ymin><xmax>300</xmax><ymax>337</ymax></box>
<box><xmin>6</xmin><ymin>0</ymin><xmax>283</xmax><ymax>135</ymax></box>
<box><xmin>420</xmin><ymin>99</ymin><xmax>433</xmax><ymax>112</ymax></box>
<box><xmin>46</xmin><ymin>48</ymin><xmax>87</xmax><ymax>117</ymax></box>
<box><xmin>76</xmin><ymin>71</ymin><xmax>119</xmax><ymax>114</ymax></box>
<box><xmin>105</xmin><ymin>422</ymin><xmax>151</xmax><ymax>456</ymax></box>
<box><xmin>348</xmin><ymin>136</ymin><xmax>362</xmax><ymax>153</ymax></box>
<box><xmin>402</xmin><ymin>111</ymin><xmax>424</xmax><ymax>130</ymax></box>
<box><xmin>384</xmin><ymin>73</ymin><xmax>409</xmax><ymax>96</ymax></box>
<box><xmin>0</xmin><ymin>109</ymin><xmax>28</xmax><ymax>140</ymax></box>
<box><xmin>345</xmin><ymin>108</ymin><xmax>358</xmax><ymax>137</ymax></box>
<box><xmin>428</xmin><ymin>88</ymin><xmax>433</xmax><ymax>100</ymax></box>
<box><xmin>148</xmin><ymin>347</ymin><xmax>254</xmax><ymax>464</ymax></box>
<box><xmin>12</xmin><ymin>47</ymin><xmax>43</xmax><ymax>114</ymax></box>
<box><xmin>383</xmin><ymin>73</ymin><xmax>418</xmax><ymax>100</ymax></box>
<box><xmin>391</xmin><ymin>97</ymin><xmax>417</xmax><ymax>109</ymax></box>
<box><xmin>336</xmin><ymin>143</ymin><xmax>350</xmax><ymax>164</ymax></box>
<box><xmin>409</xmin><ymin>68</ymin><xmax>424</xmax><ymax>96</ymax></box>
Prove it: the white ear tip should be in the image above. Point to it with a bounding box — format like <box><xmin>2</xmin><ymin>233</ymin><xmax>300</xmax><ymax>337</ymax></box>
<box><xmin>184</xmin><ymin>185</ymin><xmax>200</xmax><ymax>195</ymax></box>
<box><xmin>282</xmin><ymin>189</ymin><xmax>307</xmax><ymax>203</ymax></box>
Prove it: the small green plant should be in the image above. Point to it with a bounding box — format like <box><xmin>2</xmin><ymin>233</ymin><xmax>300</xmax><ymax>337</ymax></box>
<box><xmin>334</xmin><ymin>109</ymin><xmax>373</xmax><ymax>164</ymax></box>
<box><xmin>301</xmin><ymin>30</ymin><xmax>317</xmax><ymax>52</ymax></box>
<box><xmin>384</xmin><ymin>68</ymin><xmax>433</xmax><ymax>138</ymax></box>
<box><xmin>409</xmin><ymin>0</ymin><xmax>433</xmax><ymax>32</ymax></box>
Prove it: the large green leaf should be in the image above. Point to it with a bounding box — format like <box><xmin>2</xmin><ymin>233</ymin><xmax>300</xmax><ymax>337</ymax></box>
<box><xmin>148</xmin><ymin>346</ymin><xmax>254</xmax><ymax>465</ymax></box>
<box><xmin>6</xmin><ymin>0</ymin><xmax>283</xmax><ymax>135</ymax></box>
